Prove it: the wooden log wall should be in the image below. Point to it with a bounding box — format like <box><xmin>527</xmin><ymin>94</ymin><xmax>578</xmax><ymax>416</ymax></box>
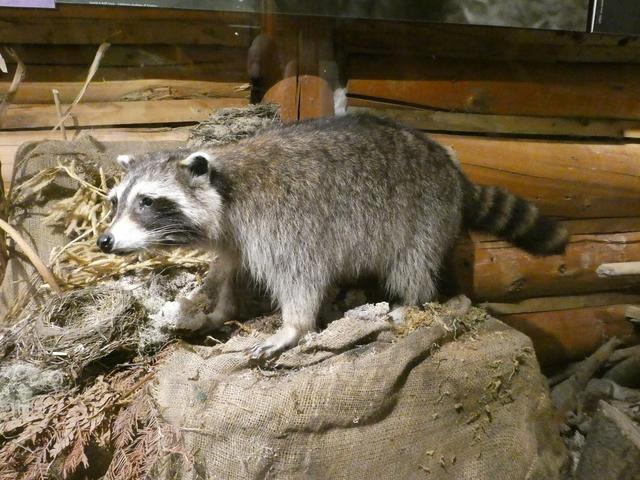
<box><xmin>0</xmin><ymin>5</ymin><xmax>263</xmax><ymax>185</ymax></box>
<box><xmin>1</xmin><ymin>6</ymin><xmax>640</xmax><ymax>365</ymax></box>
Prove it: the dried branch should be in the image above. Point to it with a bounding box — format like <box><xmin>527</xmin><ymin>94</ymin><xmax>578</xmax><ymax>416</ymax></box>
<box><xmin>52</xmin><ymin>89</ymin><xmax>68</xmax><ymax>141</ymax></box>
<box><xmin>0</xmin><ymin>48</ymin><xmax>25</xmax><ymax>128</ymax></box>
<box><xmin>51</xmin><ymin>43</ymin><xmax>110</xmax><ymax>133</ymax></box>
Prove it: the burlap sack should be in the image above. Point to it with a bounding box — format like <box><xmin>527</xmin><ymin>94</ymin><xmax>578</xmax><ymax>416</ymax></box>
<box><xmin>0</xmin><ymin>136</ymin><xmax>182</xmax><ymax>320</ymax></box>
<box><xmin>155</xmin><ymin>302</ymin><xmax>567</xmax><ymax>480</ymax></box>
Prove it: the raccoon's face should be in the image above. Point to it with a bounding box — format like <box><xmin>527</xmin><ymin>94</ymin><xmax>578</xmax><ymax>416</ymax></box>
<box><xmin>97</xmin><ymin>150</ymin><xmax>226</xmax><ymax>254</ymax></box>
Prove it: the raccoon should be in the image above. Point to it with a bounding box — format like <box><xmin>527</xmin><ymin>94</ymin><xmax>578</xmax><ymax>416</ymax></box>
<box><xmin>99</xmin><ymin>114</ymin><xmax>568</xmax><ymax>358</ymax></box>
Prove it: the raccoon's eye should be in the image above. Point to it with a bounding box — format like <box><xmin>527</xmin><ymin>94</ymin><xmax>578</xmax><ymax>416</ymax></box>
<box><xmin>139</xmin><ymin>196</ymin><xmax>154</xmax><ymax>208</ymax></box>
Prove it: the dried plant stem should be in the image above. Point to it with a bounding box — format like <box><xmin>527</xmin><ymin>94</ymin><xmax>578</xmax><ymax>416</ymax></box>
<box><xmin>52</xmin><ymin>89</ymin><xmax>68</xmax><ymax>141</ymax></box>
<box><xmin>0</xmin><ymin>218</ymin><xmax>62</xmax><ymax>294</ymax></box>
<box><xmin>51</xmin><ymin>42</ymin><xmax>110</xmax><ymax>133</ymax></box>
<box><xmin>0</xmin><ymin>48</ymin><xmax>25</xmax><ymax>128</ymax></box>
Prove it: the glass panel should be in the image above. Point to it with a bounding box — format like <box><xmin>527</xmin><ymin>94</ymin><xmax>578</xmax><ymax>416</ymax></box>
<box><xmin>58</xmin><ymin>0</ymin><xmax>590</xmax><ymax>31</ymax></box>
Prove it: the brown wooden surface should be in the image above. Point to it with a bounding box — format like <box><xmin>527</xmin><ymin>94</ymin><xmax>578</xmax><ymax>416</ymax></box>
<box><xmin>338</xmin><ymin>20</ymin><xmax>640</xmax><ymax>63</ymax></box>
<box><xmin>263</xmin><ymin>76</ymin><xmax>298</xmax><ymax>123</ymax></box>
<box><xmin>0</xmin><ymin>80</ymin><xmax>249</xmax><ymax>104</ymax></box>
<box><xmin>484</xmin><ymin>292</ymin><xmax>640</xmax><ymax>315</ymax></box>
<box><xmin>454</xmin><ymin>230</ymin><xmax>640</xmax><ymax>302</ymax></box>
<box><xmin>0</xmin><ymin>62</ymin><xmax>247</xmax><ymax>83</ymax></box>
<box><xmin>497</xmin><ymin>305</ymin><xmax>640</xmax><ymax>366</ymax></box>
<box><xmin>0</xmin><ymin>6</ymin><xmax>253</xmax><ymax>46</ymax></box>
<box><xmin>0</xmin><ymin>127</ymin><xmax>190</xmax><ymax>191</ymax></box>
<box><xmin>429</xmin><ymin>133</ymin><xmax>640</xmax><ymax>219</ymax></box>
<box><xmin>347</xmin><ymin>101</ymin><xmax>640</xmax><ymax>139</ymax></box>
<box><xmin>298</xmin><ymin>75</ymin><xmax>334</xmax><ymax>120</ymax></box>
<box><xmin>347</xmin><ymin>56</ymin><xmax>640</xmax><ymax>120</ymax></box>
<box><xmin>4</xmin><ymin>5</ymin><xmax>640</xmax><ymax>64</ymax></box>
<box><xmin>0</xmin><ymin>98</ymin><xmax>247</xmax><ymax>130</ymax></box>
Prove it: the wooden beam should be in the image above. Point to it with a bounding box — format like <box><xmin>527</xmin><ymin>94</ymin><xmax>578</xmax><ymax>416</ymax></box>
<box><xmin>0</xmin><ymin>80</ymin><xmax>249</xmax><ymax>104</ymax></box>
<box><xmin>347</xmin><ymin>56</ymin><xmax>640</xmax><ymax>120</ymax></box>
<box><xmin>0</xmin><ymin>7</ymin><xmax>255</xmax><ymax>46</ymax></box>
<box><xmin>497</xmin><ymin>305</ymin><xmax>640</xmax><ymax>366</ymax></box>
<box><xmin>298</xmin><ymin>75</ymin><xmax>334</xmax><ymax>120</ymax></box>
<box><xmin>0</xmin><ymin>62</ymin><xmax>247</xmax><ymax>83</ymax></box>
<box><xmin>483</xmin><ymin>292</ymin><xmax>640</xmax><ymax>316</ymax></box>
<box><xmin>454</xmin><ymin>230</ymin><xmax>640</xmax><ymax>302</ymax></box>
<box><xmin>1</xmin><ymin>44</ymin><xmax>247</xmax><ymax>68</ymax></box>
<box><xmin>428</xmin><ymin>133</ymin><xmax>640</xmax><ymax>219</ymax></box>
<box><xmin>338</xmin><ymin>19</ymin><xmax>640</xmax><ymax>63</ymax></box>
<box><xmin>0</xmin><ymin>98</ymin><xmax>248</xmax><ymax>130</ymax></box>
<box><xmin>347</xmin><ymin>101</ymin><xmax>640</xmax><ymax>139</ymax></box>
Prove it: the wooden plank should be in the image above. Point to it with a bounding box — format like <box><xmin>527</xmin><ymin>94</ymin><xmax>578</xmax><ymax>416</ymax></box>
<box><xmin>428</xmin><ymin>133</ymin><xmax>640</xmax><ymax>219</ymax></box>
<box><xmin>338</xmin><ymin>19</ymin><xmax>640</xmax><ymax>63</ymax></box>
<box><xmin>347</xmin><ymin>101</ymin><xmax>640</xmax><ymax>139</ymax></box>
<box><xmin>497</xmin><ymin>305</ymin><xmax>640</xmax><ymax>365</ymax></box>
<box><xmin>0</xmin><ymin>80</ymin><xmax>249</xmax><ymax>104</ymax></box>
<box><xmin>483</xmin><ymin>292</ymin><xmax>640</xmax><ymax>315</ymax></box>
<box><xmin>454</xmin><ymin>231</ymin><xmax>640</xmax><ymax>302</ymax></box>
<box><xmin>0</xmin><ymin>62</ymin><xmax>247</xmax><ymax>83</ymax></box>
<box><xmin>347</xmin><ymin>55</ymin><xmax>640</xmax><ymax>120</ymax></box>
<box><xmin>263</xmin><ymin>77</ymin><xmax>298</xmax><ymax>123</ymax></box>
<box><xmin>0</xmin><ymin>98</ymin><xmax>248</xmax><ymax>130</ymax></box>
<box><xmin>2</xmin><ymin>44</ymin><xmax>248</xmax><ymax>68</ymax></box>
<box><xmin>298</xmin><ymin>75</ymin><xmax>334</xmax><ymax>120</ymax></box>
<box><xmin>0</xmin><ymin>127</ymin><xmax>191</xmax><ymax>191</ymax></box>
<box><xmin>0</xmin><ymin>7</ymin><xmax>254</xmax><ymax>46</ymax></box>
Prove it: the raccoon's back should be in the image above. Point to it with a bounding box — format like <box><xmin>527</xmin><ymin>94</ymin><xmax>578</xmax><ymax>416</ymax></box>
<box><xmin>222</xmin><ymin>114</ymin><xmax>465</xmax><ymax>261</ymax></box>
<box><xmin>224</xmin><ymin>114</ymin><xmax>463</xmax><ymax>209</ymax></box>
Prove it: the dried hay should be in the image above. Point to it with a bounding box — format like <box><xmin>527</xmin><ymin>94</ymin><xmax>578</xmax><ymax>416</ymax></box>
<box><xmin>12</xmin><ymin>157</ymin><xmax>211</xmax><ymax>290</ymax></box>
<box><xmin>187</xmin><ymin>102</ymin><xmax>280</xmax><ymax>148</ymax></box>
<box><xmin>17</xmin><ymin>287</ymin><xmax>145</xmax><ymax>373</ymax></box>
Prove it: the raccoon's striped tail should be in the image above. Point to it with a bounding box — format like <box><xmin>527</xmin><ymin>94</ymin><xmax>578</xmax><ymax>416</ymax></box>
<box><xmin>463</xmin><ymin>183</ymin><xmax>569</xmax><ymax>256</ymax></box>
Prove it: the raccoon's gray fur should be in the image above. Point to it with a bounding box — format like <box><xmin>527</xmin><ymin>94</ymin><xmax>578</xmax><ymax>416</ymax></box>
<box><xmin>101</xmin><ymin>114</ymin><xmax>568</xmax><ymax>357</ymax></box>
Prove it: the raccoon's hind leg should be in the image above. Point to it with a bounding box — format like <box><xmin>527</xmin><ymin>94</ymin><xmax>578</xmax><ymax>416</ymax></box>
<box><xmin>250</xmin><ymin>287</ymin><xmax>323</xmax><ymax>359</ymax></box>
<box><xmin>385</xmin><ymin>252</ymin><xmax>439</xmax><ymax>324</ymax></box>
<box><xmin>205</xmin><ymin>248</ymin><xmax>240</xmax><ymax>329</ymax></box>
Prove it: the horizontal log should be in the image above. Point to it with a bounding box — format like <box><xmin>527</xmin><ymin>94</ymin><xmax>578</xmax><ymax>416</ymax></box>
<box><xmin>0</xmin><ymin>7</ymin><xmax>253</xmax><ymax>46</ymax></box>
<box><xmin>0</xmin><ymin>127</ymin><xmax>190</xmax><ymax>190</ymax></box>
<box><xmin>0</xmin><ymin>62</ymin><xmax>247</xmax><ymax>83</ymax></box>
<box><xmin>497</xmin><ymin>305</ymin><xmax>640</xmax><ymax>366</ymax></box>
<box><xmin>338</xmin><ymin>20</ymin><xmax>640</xmax><ymax>63</ymax></box>
<box><xmin>0</xmin><ymin>80</ymin><xmax>249</xmax><ymax>104</ymax></box>
<box><xmin>428</xmin><ymin>133</ymin><xmax>640</xmax><ymax>219</ymax></box>
<box><xmin>454</xmin><ymin>230</ymin><xmax>640</xmax><ymax>302</ymax></box>
<box><xmin>347</xmin><ymin>101</ymin><xmax>640</xmax><ymax>139</ymax></box>
<box><xmin>0</xmin><ymin>98</ymin><xmax>247</xmax><ymax>130</ymax></box>
<box><xmin>483</xmin><ymin>292</ymin><xmax>640</xmax><ymax>316</ymax></box>
<box><xmin>347</xmin><ymin>56</ymin><xmax>640</xmax><ymax>120</ymax></box>
<box><xmin>2</xmin><ymin>44</ymin><xmax>248</xmax><ymax>68</ymax></box>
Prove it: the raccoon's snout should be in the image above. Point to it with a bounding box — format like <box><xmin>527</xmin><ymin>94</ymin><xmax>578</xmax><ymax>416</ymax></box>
<box><xmin>97</xmin><ymin>233</ymin><xmax>114</xmax><ymax>253</ymax></box>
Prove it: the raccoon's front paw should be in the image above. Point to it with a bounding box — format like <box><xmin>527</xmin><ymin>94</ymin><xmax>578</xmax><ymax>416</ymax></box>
<box><xmin>248</xmin><ymin>326</ymin><xmax>302</xmax><ymax>360</ymax></box>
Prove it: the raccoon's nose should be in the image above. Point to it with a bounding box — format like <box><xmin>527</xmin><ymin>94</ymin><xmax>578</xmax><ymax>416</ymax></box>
<box><xmin>97</xmin><ymin>233</ymin><xmax>114</xmax><ymax>253</ymax></box>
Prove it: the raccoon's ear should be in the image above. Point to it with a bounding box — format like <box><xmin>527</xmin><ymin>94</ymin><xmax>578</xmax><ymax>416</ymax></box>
<box><xmin>180</xmin><ymin>152</ymin><xmax>211</xmax><ymax>177</ymax></box>
<box><xmin>116</xmin><ymin>154</ymin><xmax>134</xmax><ymax>170</ymax></box>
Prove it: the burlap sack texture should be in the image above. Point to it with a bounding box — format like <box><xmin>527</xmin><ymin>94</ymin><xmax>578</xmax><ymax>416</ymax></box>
<box><xmin>0</xmin><ymin>136</ymin><xmax>182</xmax><ymax>320</ymax></box>
<box><xmin>155</xmin><ymin>302</ymin><xmax>568</xmax><ymax>480</ymax></box>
